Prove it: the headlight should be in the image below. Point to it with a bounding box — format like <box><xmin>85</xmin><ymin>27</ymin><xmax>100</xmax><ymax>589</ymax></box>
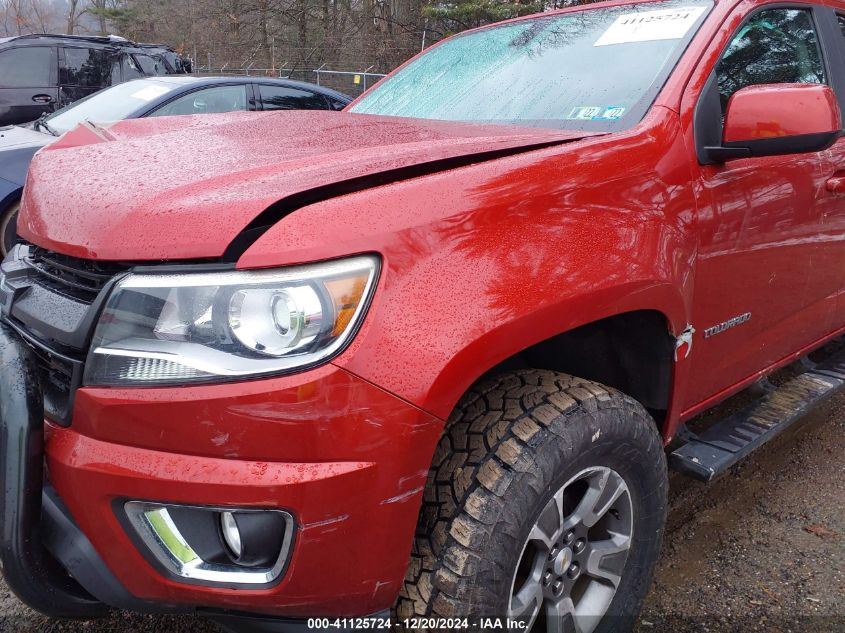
<box><xmin>84</xmin><ymin>255</ymin><xmax>379</xmax><ymax>386</ymax></box>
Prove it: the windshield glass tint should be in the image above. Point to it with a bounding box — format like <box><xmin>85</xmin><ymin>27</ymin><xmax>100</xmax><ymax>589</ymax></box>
<box><xmin>45</xmin><ymin>79</ymin><xmax>177</xmax><ymax>134</ymax></box>
<box><xmin>351</xmin><ymin>0</ymin><xmax>711</xmax><ymax>130</ymax></box>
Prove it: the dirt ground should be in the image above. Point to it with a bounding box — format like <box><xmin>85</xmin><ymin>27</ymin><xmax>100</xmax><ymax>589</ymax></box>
<box><xmin>637</xmin><ymin>389</ymin><xmax>845</xmax><ymax>633</ymax></box>
<box><xmin>1</xmin><ymin>391</ymin><xmax>843</xmax><ymax>633</ymax></box>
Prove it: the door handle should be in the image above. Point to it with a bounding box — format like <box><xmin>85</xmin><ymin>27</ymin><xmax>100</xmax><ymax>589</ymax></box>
<box><xmin>825</xmin><ymin>172</ymin><xmax>845</xmax><ymax>194</ymax></box>
<box><xmin>31</xmin><ymin>94</ymin><xmax>54</xmax><ymax>104</ymax></box>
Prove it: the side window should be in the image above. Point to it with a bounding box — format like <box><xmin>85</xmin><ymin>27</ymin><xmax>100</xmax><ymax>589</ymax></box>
<box><xmin>258</xmin><ymin>85</ymin><xmax>329</xmax><ymax>110</ymax></box>
<box><xmin>153</xmin><ymin>55</ymin><xmax>173</xmax><ymax>73</ymax></box>
<box><xmin>0</xmin><ymin>47</ymin><xmax>54</xmax><ymax>87</ymax></box>
<box><xmin>717</xmin><ymin>8</ymin><xmax>826</xmax><ymax>112</ymax></box>
<box><xmin>134</xmin><ymin>54</ymin><xmax>165</xmax><ymax>76</ymax></box>
<box><xmin>150</xmin><ymin>85</ymin><xmax>249</xmax><ymax>117</ymax></box>
<box><xmin>121</xmin><ymin>54</ymin><xmax>145</xmax><ymax>81</ymax></box>
<box><xmin>61</xmin><ymin>47</ymin><xmax>113</xmax><ymax>88</ymax></box>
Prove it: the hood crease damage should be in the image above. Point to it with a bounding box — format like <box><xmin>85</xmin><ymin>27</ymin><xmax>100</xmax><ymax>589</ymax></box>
<box><xmin>18</xmin><ymin>110</ymin><xmax>595</xmax><ymax>262</ymax></box>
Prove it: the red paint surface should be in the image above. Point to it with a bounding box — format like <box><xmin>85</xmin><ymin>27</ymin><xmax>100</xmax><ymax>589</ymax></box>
<box><xmin>241</xmin><ymin>106</ymin><xmax>696</xmax><ymax>421</ymax></box>
<box><xmin>18</xmin><ymin>111</ymin><xmax>591</xmax><ymax>260</ymax></box>
<box><xmin>722</xmin><ymin>84</ymin><xmax>841</xmax><ymax>143</ymax></box>
<box><xmin>676</xmin><ymin>0</ymin><xmax>845</xmax><ymax>411</ymax></box>
<box><xmin>18</xmin><ymin>0</ymin><xmax>845</xmax><ymax>617</ymax></box>
<box><xmin>48</xmin><ymin>365</ymin><xmax>442</xmax><ymax>616</ymax></box>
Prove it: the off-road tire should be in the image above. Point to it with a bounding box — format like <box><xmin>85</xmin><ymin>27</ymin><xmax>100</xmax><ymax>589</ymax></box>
<box><xmin>1</xmin><ymin>199</ymin><xmax>20</xmax><ymax>257</ymax></box>
<box><xmin>395</xmin><ymin>369</ymin><xmax>667</xmax><ymax>632</ymax></box>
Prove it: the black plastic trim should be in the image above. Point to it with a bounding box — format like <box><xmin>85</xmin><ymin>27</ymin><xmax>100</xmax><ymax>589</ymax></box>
<box><xmin>670</xmin><ymin>341</ymin><xmax>845</xmax><ymax>481</ymax></box>
<box><xmin>0</xmin><ymin>322</ymin><xmax>107</xmax><ymax>618</ymax></box>
<box><xmin>1</xmin><ymin>317</ymin><xmax>83</xmax><ymax>426</ymax></box>
<box><xmin>704</xmin><ymin>130</ymin><xmax>842</xmax><ymax>163</ymax></box>
<box><xmin>41</xmin><ymin>486</ymin><xmax>188</xmax><ymax>614</ymax></box>
<box><xmin>694</xmin><ymin>71</ymin><xmax>724</xmax><ymax>164</ymax></box>
<box><xmin>700</xmin><ymin>145</ymin><xmax>751</xmax><ymax>162</ymax></box>
<box><xmin>815</xmin><ymin>6</ymin><xmax>845</xmax><ymax>117</ymax></box>
<box><xmin>130</xmin><ymin>261</ymin><xmax>236</xmax><ymax>275</ymax></box>
<box><xmin>0</xmin><ymin>243</ymin><xmax>132</xmax><ymax>425</ymax></box>
<box><xmin>0</xmin><ymin>243</ymin><xmax>128</xmax><ymax>352</ymax></box>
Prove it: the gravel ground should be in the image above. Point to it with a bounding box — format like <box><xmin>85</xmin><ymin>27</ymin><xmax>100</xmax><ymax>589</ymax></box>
<box><xmin>637</xmin><ymin>388</ymin><xmax>845</xmax><ymax>633</ymax></box>
<box><xmin>1</xmin><ymin>389</ymin><xmax>843</xmax><ymax>633</ymax></box>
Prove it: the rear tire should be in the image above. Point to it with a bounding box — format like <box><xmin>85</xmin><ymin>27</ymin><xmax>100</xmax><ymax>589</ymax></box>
<box><xmin>1</xmin><ymin>199</ymin><xmax>20</xmax><ymax>257</ymax></box>
<box><xmin>396</xmin><ymin>369</ymin><xmax>667</xmax><ymax>633</ymax></box>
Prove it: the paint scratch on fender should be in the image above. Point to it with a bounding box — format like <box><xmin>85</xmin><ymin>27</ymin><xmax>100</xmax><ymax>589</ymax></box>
<box><xmin>372</xmin><ymin>580</ymin><xmax>391</xmax><ymax>599</ymax></box>
<box><xmin>303</xmin><ymin>514</ymin><xmax>349</xmax><ymax>529</ymax></box>
<box><xmin>381</xmin><ymin>486</ymin><xmax>424</xmax><ymax>505</ymax></box>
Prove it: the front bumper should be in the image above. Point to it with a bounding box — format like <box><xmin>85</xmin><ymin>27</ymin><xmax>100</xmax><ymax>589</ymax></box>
<box><xmin>0</xmin><ymin>322</ymin><xmax>443</xmax><ymax>620</ymax></box>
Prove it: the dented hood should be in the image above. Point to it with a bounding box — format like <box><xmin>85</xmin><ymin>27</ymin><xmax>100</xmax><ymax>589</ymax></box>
<box><xmin>20</xmin><ymin>111</ymin><xmax>591</xmax><ymax>261</ymax></box>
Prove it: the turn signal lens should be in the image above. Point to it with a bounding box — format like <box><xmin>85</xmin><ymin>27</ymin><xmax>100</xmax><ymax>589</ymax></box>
<box><xmin>325</xmin><ymin>276</ymin><xmax>369</xmax><ymax>337</ymax></box>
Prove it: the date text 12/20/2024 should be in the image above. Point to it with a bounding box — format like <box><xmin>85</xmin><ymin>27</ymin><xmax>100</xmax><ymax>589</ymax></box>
<box><xmin>306</xmin><ymin>618</ymin><xmax>529</xmax><ymax>630</ymax></box>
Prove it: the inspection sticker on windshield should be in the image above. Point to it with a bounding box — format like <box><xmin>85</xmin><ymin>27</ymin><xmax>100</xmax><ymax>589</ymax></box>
<box><xmin>567</xmin><ymin>106</ymin><xmax>602</xmax><ymax>120</ymax></box>
<box><xmin>594</xmin><ymin>6</ymin><xmax>706</xmax><ymax>46</ymax></box>
<box><xmin>567</xmin><ymin>106</ymin><xmax>626</xmax><ymax>121</ymax></box>
<box><xmin>130</xmin><ymin>85</ymin><xmax>171</xmax><ymax>102</ymax></box>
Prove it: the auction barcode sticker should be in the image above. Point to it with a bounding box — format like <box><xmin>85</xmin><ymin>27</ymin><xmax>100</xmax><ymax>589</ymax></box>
<box><xmin>594</xmin><ymin>6</ymin><xmax>706</xmax><ymax>46</ymax></box>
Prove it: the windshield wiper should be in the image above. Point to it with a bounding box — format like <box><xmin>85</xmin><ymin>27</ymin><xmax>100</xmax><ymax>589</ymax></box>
<box><xmin>34</xmin><ymin>113</ymin><xmax>59</xmax><ymax>137</ymax></box>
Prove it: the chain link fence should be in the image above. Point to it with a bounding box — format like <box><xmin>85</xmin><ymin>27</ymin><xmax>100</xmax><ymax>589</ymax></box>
<box><xmin>193</xmin><ymin>65</ymin><xmax>387</xmax><ymax>97</ymax></box>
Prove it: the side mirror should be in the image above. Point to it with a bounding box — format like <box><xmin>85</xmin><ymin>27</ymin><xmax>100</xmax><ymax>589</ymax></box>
<box><xmin>704</xmin><ymin>83</ymin><xmax>842</xmax><ymax>162</ymax></box>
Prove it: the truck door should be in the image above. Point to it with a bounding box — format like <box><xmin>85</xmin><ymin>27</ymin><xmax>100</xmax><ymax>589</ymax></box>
<box><xmin>682</xmin><ymin>6</ymin><xmax>837</xmax><ymax>409</ymax></box>
<box><xmin>0</xmin><ymin>46</ymin><xmax>58</xmax><ymax>125</ymax></box>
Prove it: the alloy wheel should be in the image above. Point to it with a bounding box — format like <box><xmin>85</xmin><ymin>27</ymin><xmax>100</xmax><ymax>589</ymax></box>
<box><xmin>508</xmin><ymin>466</ymin><xmax>633</xmax><ymax>633</ymax></box>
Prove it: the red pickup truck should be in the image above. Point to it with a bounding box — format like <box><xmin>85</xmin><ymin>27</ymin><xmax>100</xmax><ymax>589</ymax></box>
<box><xmin>1</xmin><ymin>0</ymin><xmax>843</xmax><ymax>631</ymax></box>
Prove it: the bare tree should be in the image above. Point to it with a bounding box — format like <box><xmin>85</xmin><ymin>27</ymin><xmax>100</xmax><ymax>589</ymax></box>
<box><xmin>67</xmin><ymin>0</ymin><xmax>84</xmax><ymax>34</ymax></box>
<box><xmin>0</xmin><ymin>0</ymin><xmax>62</xmax><ymax>35</ymax></box>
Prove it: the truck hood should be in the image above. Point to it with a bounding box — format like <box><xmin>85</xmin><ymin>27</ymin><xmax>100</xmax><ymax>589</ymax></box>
<box><xmin>20</xmin><ymin>111</ymin><xmax>594</xmax><ymax>261</ymax></box>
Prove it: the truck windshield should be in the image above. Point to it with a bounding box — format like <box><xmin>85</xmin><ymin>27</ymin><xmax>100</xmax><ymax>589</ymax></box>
<box><xmin>351</xmin><ymin>0</ymin><xmax>711</xmax><ymax>131</ymax></box>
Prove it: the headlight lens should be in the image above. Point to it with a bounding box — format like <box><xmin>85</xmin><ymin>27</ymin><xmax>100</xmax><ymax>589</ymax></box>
<box><xmin>84</xmin><ymin>255</ymin><xmax>378</xmax><ymax>386</ymax></box>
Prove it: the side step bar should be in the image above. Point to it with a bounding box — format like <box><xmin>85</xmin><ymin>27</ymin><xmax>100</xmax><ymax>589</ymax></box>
<box><xmin>670</xmin><ymin>345</ymin><xmax>845</xmax><ymax>481</ymax></box>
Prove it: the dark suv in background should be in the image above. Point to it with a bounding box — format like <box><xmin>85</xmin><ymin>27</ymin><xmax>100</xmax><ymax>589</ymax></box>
<box><xmin>136</xmin><ymin>43</ymin><xmax>193</xmax><ymax>73</ymax></box>
<box><xmin>0</xmin><ymin>34</ymin><xmax>190</xmax><ymax>126</ymax></box>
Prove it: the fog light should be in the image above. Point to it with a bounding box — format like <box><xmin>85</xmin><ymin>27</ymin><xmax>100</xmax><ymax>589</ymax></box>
<box><xmin>221</xmin><ymin>511</ymin><xmax>243</xmax><ymax>558</ymax></box>
<box><xmin>124</xmin><ymin>501</ymin><xmax>294</xmax><ymax>587</ymax></box>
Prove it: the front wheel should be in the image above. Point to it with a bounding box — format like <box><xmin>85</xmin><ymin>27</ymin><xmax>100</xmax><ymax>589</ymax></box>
<box><xmin>1</xmin><ymin>199</ymin><xmax>20</xmax><ymax>257</ymax></box>
<box><xmin>397</xmin><ymin>370</ymin><xmax>668</xmax><ymax>633</ymax></box>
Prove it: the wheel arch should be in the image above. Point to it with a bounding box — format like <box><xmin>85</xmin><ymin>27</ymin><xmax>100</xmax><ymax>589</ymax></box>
<box><xmin>479</xmin><ymin>310</ymin><xmax>676</xmax><ymax>428</ymax></box>
<box><xmin>420</xmin><ymin>284</ymin><xmax>686</xmax><ymax>435</ymax></box>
